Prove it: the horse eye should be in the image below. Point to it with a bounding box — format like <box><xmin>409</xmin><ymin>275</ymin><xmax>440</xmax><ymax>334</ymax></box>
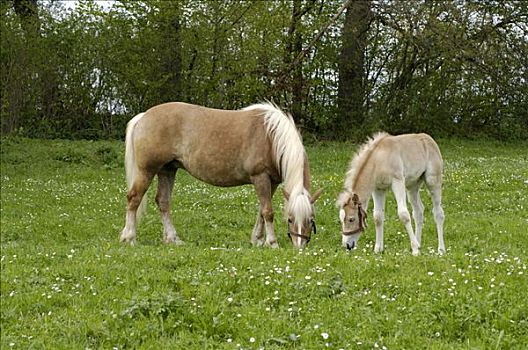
<box><xmin>288</xmin><ymin>218</ymin><xmax>293</xmax><ymax>224</ymax></box>
<box><xmin>349</xmin><ymin>218</ymin><xmax>356</xmax><ymax>223</ymax></box>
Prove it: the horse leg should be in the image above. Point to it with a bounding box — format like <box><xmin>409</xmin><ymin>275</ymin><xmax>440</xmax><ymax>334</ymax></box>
<box><xmin>428</xmin><ymin>181</ymin><xmax>445</xmax><ymax>255</ymax></box>
<box><xmin>120</xmin><ymin>171</ymin><xmax>154</xmax><ymax>244</ymax></box>
<box><xmin>372</xmin><ymin>189</ymin><xmax>386</xmax><ymax>253</ymax></box>
<box><xmin>251</xmin><ymin>184</ymin><xmax>277</xmax><ymax>247</ymax></box>
<box><xmin>251</xmin><ymin>211</ymin><xmax>265</xmax><ymax>247</ymax></box>
<box><xmin>392</xmin><ymin>179</ymin><xmax>420</xmax><ymax>256</ymax></box>
<box><xmin>156</xmin><ymin>168</ymin><xmax>184</xmax><ymax>245</ymax></box>
<box><xmin>407</xmin><ymin>183</ymin><xmax>424</xmax><ymax>247</ymax></box>
<box><xmin>251</xmin><ymin>174</ymin><xmax>278</xmax><ymax>248</ymax></box>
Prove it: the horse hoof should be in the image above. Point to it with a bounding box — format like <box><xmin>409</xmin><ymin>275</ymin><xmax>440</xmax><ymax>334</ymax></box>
<box><xmin>266</xmin><ymin>241</ymin><xmax>279</xmax><ymax>249</ymax></box>
<box><xmin>438</xmin><ymin>248</ymin><xmax>446</xmax><ymax>255</ymax></box>
<box><xmin>165</xmin><ymin>237</ymin><xmax>184</xmax><ymax>245</ymax></box>
<box><xmin>412</xmin><ymin>249</ymin><xmax>420</xmax><ymax>256</ymax></box>
<box><xmin>120</xmin><ymin>237</ymin><xmax>136</xmax><ymax>245</ymax></box>
<box><xmin>251</xmin><ymin>239</ymin><xmax>265</xmax><ymax>247</ymax></box>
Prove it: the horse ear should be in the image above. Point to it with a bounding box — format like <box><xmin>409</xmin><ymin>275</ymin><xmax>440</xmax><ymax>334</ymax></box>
<box><xmin>352</xmin><ymin>193</ymin><xmax>360</xmax><ymax>204</ymax></box>
<box><xmin>311</xmin><ymin>188</ymin><xmax>323</xmax><ymax>204</ymax></box>
<box><xmin>336</xmin><ymin>191</ymin><xmax>351</xmax><ymax>207</ymax></box>
<box><xmin>282</xmin><ymin>188</ymin><xmax>290</xmax><ymax>200</ymax></box>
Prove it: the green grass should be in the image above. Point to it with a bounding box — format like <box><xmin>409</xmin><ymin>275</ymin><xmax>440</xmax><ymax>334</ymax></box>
<box><xmin>1</xmin><ymin>137</ymin><xmax>527</xmax><ymax>349</ymax></box>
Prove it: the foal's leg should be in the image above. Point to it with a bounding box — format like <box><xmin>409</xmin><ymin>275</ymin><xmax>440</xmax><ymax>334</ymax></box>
<box><xmin>407</xmin><ymin>183</ymin><xmax>424</xmax><ymax>247</ymax></box>
<box><xmin>428</xmin><ymin>182</ymin><xmax>446</xmax><ymax>255</ymax></box>
<box><xmin>120</xmin><ymin>171</ymin><xmax>154</xmax><ymax>244</ymax></box>
<box><xmin>392</xmin><ymin>179</ymin><xmax>420</xmax><ymax>256</ymax></box>
<box><xmin>251</xmin><ymin>174</ymin><xmax>278</xmax><ymax>248</ymax></box>
<box><xmin>372</xmin><ymin>189</ymin><xmax>386</xmax><ymax>253</ymax></box>
<box><xmin>156</xmin><ymin>168</ymin><xmax>184</xmax><ymax>245</ymax></box>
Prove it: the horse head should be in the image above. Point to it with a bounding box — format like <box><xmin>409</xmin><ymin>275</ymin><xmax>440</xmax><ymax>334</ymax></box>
<box><xmin>283</xmin><ymin>188</ymin><xmax>322</xmax><ymax>248</ymax></box>
<box><xmin>337</xmin><ymin>191</ymin><xmax>368</xmax><ymax>250</ymax></box>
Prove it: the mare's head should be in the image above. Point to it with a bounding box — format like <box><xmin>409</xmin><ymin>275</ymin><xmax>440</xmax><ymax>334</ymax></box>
<box><xmin>337</xmin><ymin>192</ymin><xmax>368</xmax><ymax>250</ymax></box>
<box><xmin>283</xmin><ymin>188</ymin><xmax>322</xmax><ymax>248</ymax></box>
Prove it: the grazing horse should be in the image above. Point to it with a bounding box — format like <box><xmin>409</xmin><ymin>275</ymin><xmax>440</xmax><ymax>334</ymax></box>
<box><xmin>337</xmin><ymin>132</ymin><xmax>446</xmax><ymax>255</ymax></box>
<box><xmin>120</xmin><ymin>102</ymin><xmax>322</xmax><ymax>248</ymax></box>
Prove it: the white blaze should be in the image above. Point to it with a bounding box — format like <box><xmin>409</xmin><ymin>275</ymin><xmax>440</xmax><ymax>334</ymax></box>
<box><xmin>339</xmin><ymin>209</ymin><xmax>346</xmax><ymax>228</ymax></box>
<box><xmin>297</xmin><ymin>223</ymin><xmax>302</xmax><ymax>246</ymax></box>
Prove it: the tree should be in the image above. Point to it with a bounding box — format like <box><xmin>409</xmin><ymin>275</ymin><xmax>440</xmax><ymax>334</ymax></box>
<box><xmin>283</xmin><ymin>0</ymin><xmax>316</xmax><ymax>126</ymax></box>
<box><xmin>157</xmin><ymin>3</ymin><xmax>182</xmax><ymax>104</ymax></box>
<box><xmin>335</xmin><ymin>0</ymin><xmax>372</xmax><ymax>139</ymax></box>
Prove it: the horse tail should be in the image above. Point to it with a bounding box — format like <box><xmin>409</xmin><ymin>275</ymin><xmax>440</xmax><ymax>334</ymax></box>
<box><xmin>125</xmin><ymin>112</ymin><xmax>147</xmax><ymax>220</ymax></box>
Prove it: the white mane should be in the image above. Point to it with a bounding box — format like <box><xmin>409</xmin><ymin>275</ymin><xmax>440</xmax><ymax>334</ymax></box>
<box><xmin>339</xmin><ymin>132</ymin><xmax>389</xmax><ymax>205</ymax></box>
<box><xmin>243</xmin><ymin>102</ymin><xmax>312</xmax><ymax>223</ymax></box>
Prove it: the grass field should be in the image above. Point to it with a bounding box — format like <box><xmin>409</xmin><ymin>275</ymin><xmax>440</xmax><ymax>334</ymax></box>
<box><xmin>1</xmin><ymin>137</ymin><xmax>527</xmax><ymax>349</ymax></box>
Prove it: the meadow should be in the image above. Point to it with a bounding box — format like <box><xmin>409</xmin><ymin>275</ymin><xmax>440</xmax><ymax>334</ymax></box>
<box><xmin>1</xmin><ymin>137</ymin><xmax>527</xmax><ymax>349</ymax></box>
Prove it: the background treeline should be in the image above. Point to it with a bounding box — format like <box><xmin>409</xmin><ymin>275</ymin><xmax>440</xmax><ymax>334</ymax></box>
<box><xmin>1</xmin><ymin>0</ymin><xmax>527</xmax><ymax>140</ymax></box>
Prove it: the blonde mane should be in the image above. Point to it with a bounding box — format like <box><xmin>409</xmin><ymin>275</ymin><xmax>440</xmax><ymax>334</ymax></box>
<box><xmin>343</xmin><ymin>131</ymin><xmax>389</xmax><ymax>194</ymax></box>
<box><xmin>243</xmin><ymin>102</ymin><xmax>312</xmax><ymax>223</ymax></box>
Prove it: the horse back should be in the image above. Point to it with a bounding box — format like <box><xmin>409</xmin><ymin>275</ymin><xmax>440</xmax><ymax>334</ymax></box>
<box><xmin>379</xmin><ymin>133</ymin><xmax>442</xmax><ymax>183</ymax></box>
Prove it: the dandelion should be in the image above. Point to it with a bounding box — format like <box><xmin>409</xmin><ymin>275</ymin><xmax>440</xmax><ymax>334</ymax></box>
<box><xmin>249</xmin><ymin>337</ymin><xmax>255</xmax><ymax>343</ymax></box>
<box><xmin>428</xmin><ymin>271</ymin><xmax>434</xmax><ymax>276</ymax></box>
<box><xmin>227</xmin><ymin>297</ymin><xmax>233</xmax><ymax>302</ymax></box>
<box><xmin>305</xmin><ymin>275</ymin><xmax>312</xmax><ymax>280</ymax></box>
<box><xmin>321</xmin><ymin>332</ymin><xmax>329</xmax><ymax>340</ymax></box>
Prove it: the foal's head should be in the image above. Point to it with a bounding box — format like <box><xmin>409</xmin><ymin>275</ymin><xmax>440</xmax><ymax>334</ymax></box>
<box><xmin>284</xmin><ymin>188</ymin><xmax>322</xmax><ymax>248</ymax></box>
<box><xmin>337</xmin><ymin>192</ymin><xmax>368</xmax><ymax>250</ymax></box>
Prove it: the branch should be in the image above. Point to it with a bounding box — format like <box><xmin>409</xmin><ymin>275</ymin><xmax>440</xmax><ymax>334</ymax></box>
<box><xmin>275</xmin><ymin>0</ymin><xmax>353</xmax><ymax>88</ymax></box>
<box><xmin>290</xmin><ymin>0</ymin><xmax>353</xmax><ymax>69</ymax></box>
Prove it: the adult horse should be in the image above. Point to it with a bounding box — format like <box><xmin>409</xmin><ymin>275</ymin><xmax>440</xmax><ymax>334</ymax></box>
<box><xmin>337</xmin><ymin>132</ymin><xmax>445</xmax><ymax>255</ymax></box>
<box><xmin>120</xmin><ymin>102</ymin><xmax>322</xmax><ymax>248</ymax></box>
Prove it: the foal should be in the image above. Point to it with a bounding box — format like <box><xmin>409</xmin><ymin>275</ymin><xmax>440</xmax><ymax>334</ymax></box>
<box><xmin>337</xmin><ymin>132</ymin><xmax>446</xmax><ymax>255</ymax></box>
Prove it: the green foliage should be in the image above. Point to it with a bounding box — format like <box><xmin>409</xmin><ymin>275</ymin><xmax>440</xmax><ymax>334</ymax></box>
<box><xmin>1</xmin><ymin>138</ymin><xmax>527</xmax><ymax>348</ymax></box>
<box><xmin>0</xmin><ymin>1</ymin><xmax>527</xmax><ymax>140</ymax></box>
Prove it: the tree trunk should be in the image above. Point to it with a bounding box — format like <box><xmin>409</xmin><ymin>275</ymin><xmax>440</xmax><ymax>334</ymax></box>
<box><xmin>336</xmin><ymin>0</ymin><xmax>372</xmax><ymax>139</ymax></box>
<box><xmin>285</xmin><ymin>0</ymin><xmax>303</xmax><ymax>124</ymax></box>
<box><xmin>159</xmin><ymin>7</ymin><xmax>182</xmax><ymax>104</ymax></box>
<box><xmin>283</xmin><ymin>0</ymin><xmax>315</xmax><ymax>127</ymax></box>
<box><xmin>13</xmin><ymin>0</ymin><xmax>61</xmax><ymax>133</ymax></box>
<box><xmin>13</xmin><ymin>0</ymin><xmax>40</xmax><ymax>37</ymax></box>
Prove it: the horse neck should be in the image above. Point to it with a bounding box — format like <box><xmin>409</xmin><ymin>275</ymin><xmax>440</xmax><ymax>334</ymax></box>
<box><xmin>284</xmin><ymin>173</ymin><xmax>306</xmax><ymax>197</ymax></box>
<box><xmin>350</xmin><ymin>163</ymin><xmax>375</xmax><ymax>205</ymax></box>
<box><xmin>281</xmin><ymin>150</ymin><xmax>308</xmax><ymax>195</ymax></box>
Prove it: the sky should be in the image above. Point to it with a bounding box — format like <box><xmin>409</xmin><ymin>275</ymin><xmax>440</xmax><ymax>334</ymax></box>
<box><xmin>58</xmin><ymin>0</ymin><xmax>115</xmax><ymax>10</ymax></box>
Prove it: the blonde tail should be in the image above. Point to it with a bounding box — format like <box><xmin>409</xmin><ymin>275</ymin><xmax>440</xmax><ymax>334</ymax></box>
<box><xmin>125</xmin><ymin>113</ymin><xmax>147</xmax><ymax>220</ymax></box>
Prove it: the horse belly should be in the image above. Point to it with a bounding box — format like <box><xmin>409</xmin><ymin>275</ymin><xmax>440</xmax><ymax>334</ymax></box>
<box><xmin>181</xmin><ymin>152</ymin><xmax>251</xmax><ymax>187</ymax></box>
